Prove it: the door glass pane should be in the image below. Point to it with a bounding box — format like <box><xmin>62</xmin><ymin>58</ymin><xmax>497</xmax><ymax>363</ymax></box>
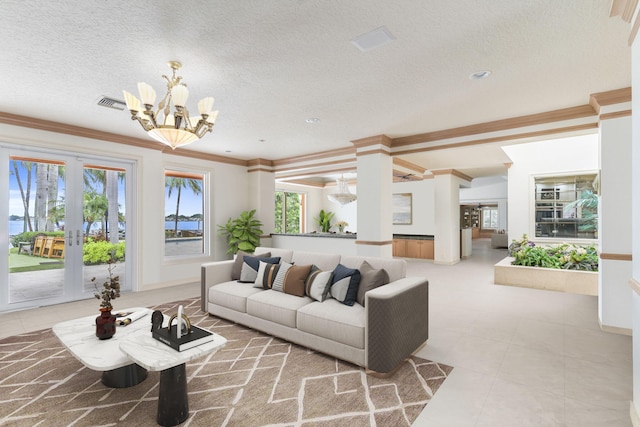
<box><xmin>82</xmin><ymin>166</ymin><xmax>127</xmax><ymax>294</ymax></box>
<box><xmin>8</xmin><ymin>157</ymin><xmax>66</xmax><ymax>303</ymax></box>
<box><xmin>164</xmin><ymin>170</ymin><xmax>204</xmax><ymax>257</ymax></box>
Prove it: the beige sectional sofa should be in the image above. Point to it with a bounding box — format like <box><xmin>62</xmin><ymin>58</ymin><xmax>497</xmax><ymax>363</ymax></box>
<box><xmin>201</xmin><ymin>247</ymin><xmax>429</xmax><ymax>373</ymax></box>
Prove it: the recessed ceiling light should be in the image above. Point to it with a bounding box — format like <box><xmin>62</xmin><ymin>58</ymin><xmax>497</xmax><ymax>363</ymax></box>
<box><xmin>469</xmin><ymin>70</ymin><xmax>492</xmax><ymax>80</ymax></box>
<box><xmin>258</xmin><ymin>139</ymin><xmax>266</xmax><ymax>143</ymax></box>
<box><xmin>305</xmin><ymin>118</ymin><xmax>320</xmax><ymax>124</ymax></box>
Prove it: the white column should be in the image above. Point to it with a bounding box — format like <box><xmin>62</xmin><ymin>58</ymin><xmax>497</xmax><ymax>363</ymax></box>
<box><xmin>247</xmin><ymin>159</ymin><xmax>275</xmax><ymax>242</ymax></box>
<box><xmin>630</xmin><ymin>14</ymin><xmax>640</xmax><ymax>422</ymax></box>
<box><xmin>352</xmin><ymin>135</ymin><xmax>393</xmax><ymax>258</ymax></box>
<box><xmin>597</xmin><ymin>111</ymin><xmax>632</xmax><ymax>333</ymax></box>
<box><xmin>433</xmin><ymin>170</ymin><xmax>472</xmax><ymax>264</ymax></box>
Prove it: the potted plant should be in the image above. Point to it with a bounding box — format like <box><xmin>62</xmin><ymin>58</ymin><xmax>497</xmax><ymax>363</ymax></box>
<box><xmin>217</xmin><ymin>209</ymin><xmax>264</xmax><ymax>255</ymax></box>
<box><xmin>314</xmin><ymin>209</ymin><xmax>335</xmax><ymax>233</ymax></box>
<box><xmin>334</xmin><ymin>220</ymin><xmax>348</xmax><ymax>233</ymax></box>
<box><xmin>92</xmin><ymin>254</ymin><xmax>120</xmax><ymax>340</ymax></box>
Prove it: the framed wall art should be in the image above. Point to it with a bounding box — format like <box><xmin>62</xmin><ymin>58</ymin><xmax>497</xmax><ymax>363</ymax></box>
<box><xmin>392</xmin><ymin>193</ymin><xmax>412</xmax><ymax>225</ymax></box>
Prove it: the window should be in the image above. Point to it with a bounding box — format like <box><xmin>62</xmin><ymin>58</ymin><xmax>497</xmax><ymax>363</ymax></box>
<box><xmin>164</xmin><ymin>170</ymin><xmax>205</xmax><ymax>256</ymax></box>
<box><xmin>534</xmin><ymin>174</ymin><xmax>598</xmax><ymax>239</ymax></box>
<box><xmin>481</xmin><ymin>206</ymin><xmax>498</xmax><ymax>230</ymax></box>
<box><xmin>275</xmin><ymin>191</ymin><xmax>305</xmax><ymax>233</ymax></box>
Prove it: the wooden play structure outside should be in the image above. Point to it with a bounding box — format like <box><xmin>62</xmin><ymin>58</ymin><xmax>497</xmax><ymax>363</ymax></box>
<box><xmin>32</xmin><ymin>235</ymin><xmax>65</xmax><ymax>259</ymax></box>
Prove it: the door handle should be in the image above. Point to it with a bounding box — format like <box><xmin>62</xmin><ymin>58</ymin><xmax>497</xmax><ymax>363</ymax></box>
<box><xmin>77</xmin><ymin>230</ymin><xmax>81</xmax><ymax>246</ymax></box>
<box><xmin>67</xmin><ymin>230</ymin><xmax>73</xmax><ymax>246</ymax></box>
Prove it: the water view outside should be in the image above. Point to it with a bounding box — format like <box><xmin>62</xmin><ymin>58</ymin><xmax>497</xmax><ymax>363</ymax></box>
<box><xmin>164</xmin><ymin>170</ymin><xmax>204</xmax><ymax>256</ymax></box>
<box><xmin>8</xmin><ymin>220</ymin><xmax>202</xmax><ymax>237</ymax></box>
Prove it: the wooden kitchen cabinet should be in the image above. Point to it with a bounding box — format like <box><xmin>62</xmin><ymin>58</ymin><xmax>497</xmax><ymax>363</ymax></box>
<box><xmin>394</xmin><ymin>237</ymin><xmax>434</xmax><ymax>260</ymax></box>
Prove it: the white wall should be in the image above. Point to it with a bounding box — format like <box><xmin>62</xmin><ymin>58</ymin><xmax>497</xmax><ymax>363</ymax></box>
<box><xmin>391</xmin><ymin>179</ymin><xmax>436</xmax><ymax>236</ymax></box>
<box><xmin>0</xmin><ymin>124</ymin><xmax>249</xmax><ymax>292</ymax></box>
<box><xmin>502</xmin><ymin>134</ymin><xmax>599</xmax><ymax>243</ymax></box>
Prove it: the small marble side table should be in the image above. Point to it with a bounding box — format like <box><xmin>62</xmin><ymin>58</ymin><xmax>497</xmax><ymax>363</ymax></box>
<box><xmin>53</xmin><ymin>307</ymin><xmax>152</xmax><ymax>388</ymax></box>
<box><xmin>120</xmin><ymin>328</ymin><xmax>226</xmax><ymax>427</ymax></box>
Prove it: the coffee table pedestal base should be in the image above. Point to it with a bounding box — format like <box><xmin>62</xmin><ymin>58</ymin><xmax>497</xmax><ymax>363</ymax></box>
<box><xmin>157</xmin><ymin>363</ymin><xmax>188</xmax><ymax>427</ymax></box>
<box><xmin>102</xmin><ymin>363</ymin><xmax>148</xmax><ymax>388</ymax></box>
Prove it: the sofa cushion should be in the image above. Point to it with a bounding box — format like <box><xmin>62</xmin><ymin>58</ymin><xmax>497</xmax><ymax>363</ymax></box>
<box><xmin>340</xmin><ymin>256</ymin><xmax>406</xmax><ymax>282</ymax></box>
<box><xmin>239</xmin><ymin>256</ymin><xmax>281</xmax><ymax>283</ymax></box>
<box><xmin>247</xmin><ymin>290</ymin><xmax>312</xmax><ymax>328</ymax></box>
<box><xmin>231</xmin><ymin>250</ymin><xmax>270</xmax><ymax>280</ymax></box>
<box><xmin>208</xmin><ymin>281</ymin><xmax>264</xmax><ymax>313</ymax></box>
<box><xmin>297</xmin><ymin>299</ymin><xmax>365</xmax><ymax>349</ymax></box>
<box><xmin>291</xmin><ymin>251</ymin><xmax>341</xmax><ymax>272</ymax></box>
<box><xmin>356</xmin><ymin>260</ymin><xmax>390</xmax><ymax>306</ymax></box>
<box><xmin>254</xmin><ymin>261</ymin><xmax>281</xmax><ymax>289</ymax></box>
<box><xmin>255</xmin><ymin>247</ymin><xmax>294</xmax><ymax>264</ymax></box>
<box><xmin>271</xmin><ymin>261</ymin><xmax>294</xmax><ymax>292</ymax></box>
<box><xmin>330</xmin><ymin>264</ymin><xmax>361</xmax><ymax>306</ymax></box>
<box><xmin>305</xmin><ymin>265</ymin><xmax>333</xmax><ymax>301</ymax></box>
<box><xmin>276</xmin><ymin>263</ymin><xmax>312</xmax><ymax>297</ymax></box>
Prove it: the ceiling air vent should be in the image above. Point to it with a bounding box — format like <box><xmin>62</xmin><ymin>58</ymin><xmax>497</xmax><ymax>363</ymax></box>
<box><xmin>351</xmin><ymin>26</ymin><xmax>396</xmax><ymax>52</ymax></box>
<box><xmin>96</xmin><ymin>96</ymin><xmax>126</xmax><ymax>111</ymax></box>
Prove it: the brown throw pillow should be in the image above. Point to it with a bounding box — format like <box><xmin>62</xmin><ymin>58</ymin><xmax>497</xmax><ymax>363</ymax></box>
<box><xmin>356</xmin><ymin>260</ymin><xmax>390</xmax><ymax>306</ymax></box>
<box><xmin>231</xmin><ymin>250</ymin><xmax>270</xmax><ymax>280</ymax></box>
<box><xmin>282</xmin><ymin>264</ymin><xmax>313</xmax><ymax>297</ymax></box>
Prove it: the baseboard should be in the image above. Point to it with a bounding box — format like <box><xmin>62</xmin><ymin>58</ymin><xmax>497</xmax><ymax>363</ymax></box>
<box><xmin>599</xmin><ymin>319</ymin><xmax>633</xmax><ymax>336</ymax></box>
<box><xmin>631</xmin><ymin>401</ymin><xmax>640</xmax><ymax>427</ymax></box>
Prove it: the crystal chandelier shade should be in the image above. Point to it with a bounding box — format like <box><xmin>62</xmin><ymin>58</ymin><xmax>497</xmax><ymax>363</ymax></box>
<box><xmin>327</xmin><ymin>175</ymin><xmax>357</xmax><ymax>205</ymax></box>
<box><xmin>123</xmin><ymin>61</ymin><xmax>218</xmax><ymax>150</ymax></box>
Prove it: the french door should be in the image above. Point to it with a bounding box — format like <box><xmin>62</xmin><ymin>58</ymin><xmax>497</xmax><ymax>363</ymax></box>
<box><xmin>1</xmin><ymin>146</ymin><xmax>135</xmax><ymax>312</ymax></box>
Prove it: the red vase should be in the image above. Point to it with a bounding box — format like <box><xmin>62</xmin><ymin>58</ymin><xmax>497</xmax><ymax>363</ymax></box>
<box><xmin>96</xmin><ymin>309</ymin><xmax>116</xmax><ymax>340</ymax></box>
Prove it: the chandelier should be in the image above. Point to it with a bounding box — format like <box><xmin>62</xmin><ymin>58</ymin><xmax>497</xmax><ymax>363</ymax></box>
<box><xmin>327</xmin><ymin>175</ymin><xmax>357</xmax><ymax>206</ymax></box>
<box><xmin>122</xmin><ymin>61</ymin><xmax>218</xmax><ymax>149</ymax></box>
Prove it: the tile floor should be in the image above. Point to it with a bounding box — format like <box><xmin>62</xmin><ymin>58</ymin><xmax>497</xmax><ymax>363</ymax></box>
<box><xmin>411</xmin><ymin>240</ymin><xmax>632</xmax><ymax>426</ymax></box>
<box><xmin>0</xmin><ymin>239</ymin><xmax>633</xmax><ymax>426</ymax></box>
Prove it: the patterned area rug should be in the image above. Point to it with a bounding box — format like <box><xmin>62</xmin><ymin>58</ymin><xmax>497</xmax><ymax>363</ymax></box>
<box><xmin>0</xmin><ymin>298</ymin><xmax>452</xmax><ymax>426</ymax></box>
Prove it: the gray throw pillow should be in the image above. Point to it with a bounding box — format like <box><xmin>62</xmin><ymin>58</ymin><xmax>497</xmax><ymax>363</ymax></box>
<box><xmin>231</xmin><ymin>250</ymin><xmax>270</xmax><ymax>280</ymax></box>
<box><xmin>356</xmin><ymin>260</ymin><xmax>390</xmax><ymax>306</ymax></box>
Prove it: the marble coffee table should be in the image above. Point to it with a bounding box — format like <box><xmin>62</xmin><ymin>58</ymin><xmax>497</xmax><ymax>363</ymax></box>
<box><xmin>120</xmin><ymin>325</ymin><xmax>226</xmax><ymax>426</ymax></box>
<box><xmin>52</xmin><ymin>307</ymin><xmax>152</xmax><ymax>388</ymax></box>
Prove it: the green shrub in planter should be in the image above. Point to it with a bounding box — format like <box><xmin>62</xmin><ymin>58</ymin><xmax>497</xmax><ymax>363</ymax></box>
<box><xmin>510</xmin><ymin>234</ymin><xmax>598</xmax><ymax>271</ymax></box>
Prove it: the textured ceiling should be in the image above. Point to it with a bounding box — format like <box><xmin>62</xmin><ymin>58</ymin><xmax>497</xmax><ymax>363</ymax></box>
<box><xmin>0</xmin><ymin>1</ymin><xmax>631</xmax><ymax>177</ymax></box>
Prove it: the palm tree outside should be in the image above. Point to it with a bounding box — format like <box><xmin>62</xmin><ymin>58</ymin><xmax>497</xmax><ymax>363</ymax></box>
<box><xmin>165</xmin><ymin>177</ymin><xmax>202</xmax><ymax>236</ymax></box>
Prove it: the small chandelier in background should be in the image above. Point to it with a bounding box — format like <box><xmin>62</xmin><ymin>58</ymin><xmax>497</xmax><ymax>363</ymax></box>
<box><xmin>327</xmin><ymin>175</ymin><xmax>357</xmax><ymax>206</ymax></box>
<box><xmin>123</xmin><ymin>61</ymin><xmax>218</xmax><ymax>150</ymax></box>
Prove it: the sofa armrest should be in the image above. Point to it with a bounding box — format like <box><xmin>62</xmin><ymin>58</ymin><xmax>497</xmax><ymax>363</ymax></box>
<box><xmin>365</xmin><ymin>277</ymin><xmax>429</xmax><ymax>373</ymax></box>
<box><xmin>200</xmin><ymin>260</ymin><xmax>235</xmax><ymax>312</ymax></box>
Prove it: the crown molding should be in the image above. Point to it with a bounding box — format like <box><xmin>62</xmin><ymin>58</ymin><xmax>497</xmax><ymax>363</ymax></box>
<box><xmin>393</xmin><ymin>157</ymin><xmax>427</xmax><ymax>174</ymax></box>
<box><xmin>351</xmin><ymin>134</ymin><xmax>393</xmax><ymax>148</ymax></box>
<box><xmin>393</xmin><ymin>123</ymin><xmax>598</xmax><ymax>157</ymax></box>
<box><xmin>392</xmin><ymin>105</ymin><xmax>596</xmax><ymax>147</ymax></box>
<box><xmin>589</xmin><ymin>87</ymin><xmax>632</xmax><ymax>113</ymax></box>
<box><xmin>431</xmin><ymin>169</ymin><xmax>473</xmax><ymax>182</ymax></box>
<box><xmin>272</xmin><ymin>146</ymin><xmax>355</xmax><ymax>167</ymax></box>
<box><xmin>610</xmin><ymin>0</ymin><xmax>638</xmax><ymax>22</ymax></box>
<box><xmin>0</xmin><ymin>111</ymin><xmax>249</xmax><ymax>167</ymax></box>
